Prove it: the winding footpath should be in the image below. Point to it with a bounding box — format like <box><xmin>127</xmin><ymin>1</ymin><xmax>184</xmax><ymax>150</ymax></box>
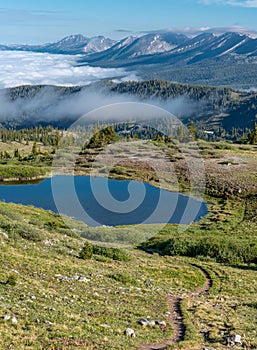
<box><xmin>138</xmin><ymin>264</ymin><xmax>213</xmax><ymax>350</ymax></box>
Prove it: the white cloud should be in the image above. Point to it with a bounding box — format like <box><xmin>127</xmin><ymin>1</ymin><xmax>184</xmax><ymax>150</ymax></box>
<box><xmin>144</xmin><ymin>25</ymin><xmax>257</xmax><ymax>38</ymax></box>
<box><xmin>0</xmin><ymin>50</ymin><xmax>134</xmax><ymax>88</ymax></box>
<box><xmin>0</xmin><ymin>83</ymin><xmax>194</xmax><ymax>124</ymax></box>
<box><xmin>180</xmin><ymin>25</ymin><xmax>257</xmax><ymax>37</ymax></box>
<box><xmin>198</xmin><ymin>0</ymin><xmax>257</xmax><ymax>7</ymax></box>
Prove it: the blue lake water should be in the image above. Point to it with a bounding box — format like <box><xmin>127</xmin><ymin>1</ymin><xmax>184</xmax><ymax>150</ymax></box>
<box><xmin>0</xmin><ymin>175</ymin><xmax>207</xmax><ymax>226</ymax></box>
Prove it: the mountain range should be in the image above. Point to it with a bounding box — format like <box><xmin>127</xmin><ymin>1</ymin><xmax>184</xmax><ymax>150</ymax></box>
<box><xmin>1</xmin><ymin>31</ymin><xmax>257</xmax><ymax>65</ymax></box>
<box><xmin>1</xmin><ymin>30</ymin><xmax>257</xmax><ymax>87</ymax></box>
<box><xmin>0</xmin><ymin>35</ymin><xmax>116</xmax><ymax>55</ymax></box>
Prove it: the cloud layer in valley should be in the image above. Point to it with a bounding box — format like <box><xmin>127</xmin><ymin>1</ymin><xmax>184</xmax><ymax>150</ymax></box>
<box><xmin>0</xmin><ymin>51</ymin><xmax>197</xmax><ymax>125</ymax></box>
<box><xmin>0</xmin><ymin>85</ymin><xmax>196</xmax><ymax>125</ymax></box>
<box><xmin>0</xmin><ymin>50</ymin><xmax>135</xmax><ymax>88</ymax></box>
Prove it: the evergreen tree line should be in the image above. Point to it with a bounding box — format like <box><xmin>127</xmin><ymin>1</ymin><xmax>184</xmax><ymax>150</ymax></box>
<box><xmin>0</xmin><ymin>126</ymin><xmax>62</xmax><ymax>146</ymax></box>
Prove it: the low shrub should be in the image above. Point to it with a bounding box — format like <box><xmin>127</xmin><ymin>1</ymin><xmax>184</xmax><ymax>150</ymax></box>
<box><xmin>92</xmin><ymin>245</ymin><xmax>130</xmax><ymax>262</ymax></box>
<box><xmin>0</xmin><ymin>164</ymin><xmax>47</xmax><ymax>180</ymax></box>
<box><xmin>141</xmin><ymin>235</ymin><xmax>257</xmax><ymax>264</ymax></box>
<box><xmin>5</xmin><ymin>274</ymin><xmax>17</xmax><ymax>286</ymax></box>
<box><xmin>18</xmin><ymin>226</ymin><xmax>44</xmax><ymax>241</ymax></box>
<box><xmin>79</xmin><ymin>241</ymin><xmax>93</xmax><ymax>260</ymax></box>
<box><xmin>107</xmin><ymin>273</ymin><xmax>138</xmax><ymax>286</ymax></box>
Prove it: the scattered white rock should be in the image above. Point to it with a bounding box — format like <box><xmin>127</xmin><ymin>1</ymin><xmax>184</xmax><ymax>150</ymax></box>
<box><xmin>43</xmin><ymin>239</ymin><xmax>53</xmax><ymax>246</ymax></box>
<box><xmin>45</xmin><ymin>320</ymin><xmax>53</xmax><ymax>325</ymax></box>
<box><xmin>75</xmin><ymin>275</ymin><xmax>90</xmax><ymax>283</ymax></box>
<box><xmin>148</xmin><ymin>320</ymin><xmax>156</xmax><ymax>327</ymax></box>
<box><xmin>11</xmin><ymin>317</ymin><xmax>18</xmax><ymax>324</ymax></box>
<box><xmin>226</xmin><ymin>334</ymin><xmax>242</xmax><ymax>346</ymax></box>
<box><xmin>55</xmin><ymin>273</ymin><xmax>90</xmax><ymax>283</ymax></box>
<box><xmin>234</xmin><ymin>334</ymin><xmax>242</xmax><ymax>345</ymax></box>
<box><xmin>29</xmin><ymin>293</ymin><xmax>36</xmax><ymax>300</ymax></box>
<box><xmin>138</xmin><ymin>318</ymin><xmax>148</xmax><ymax>327</ymax></box>
<box><xmin>55</xmin><ymin>274</ymin><xmax>70</xmax><ymax>282</ymax></box>
<box><xmin>3</xmin><ymin>315</ymin><xmax>11</xmax><ymax>321</ymax></box>
<box><xmin>100</xmin><ymin>324</ymin><xmax>111</xmax><ymax>329</ymax></box>
<box><xmin>0</xmin><ymin>231</ymin><xmax>8</xmax><ymax>239</ymax></box>
<box><xmin>139</xmin><ymin>318</ymin><xmax>162</xmax><ymax>327</ymax></box>
<box><xmin>124</xmin><ymin>328</ymin><xmax>135</xmax><ymax>337</ymax></box>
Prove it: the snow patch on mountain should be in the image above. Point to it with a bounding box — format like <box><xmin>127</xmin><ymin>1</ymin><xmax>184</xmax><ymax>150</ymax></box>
<box><xmin>131</xmin><ymin>35</ymin><xmax>176</xmax><ymax>57</ymax></box>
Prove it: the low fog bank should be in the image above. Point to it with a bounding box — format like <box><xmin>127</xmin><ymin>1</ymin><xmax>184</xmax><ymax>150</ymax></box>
<box><xmin>0</xmin><ymin>83</ymin><xmax>199</xmax><ymax>128</ymax></box>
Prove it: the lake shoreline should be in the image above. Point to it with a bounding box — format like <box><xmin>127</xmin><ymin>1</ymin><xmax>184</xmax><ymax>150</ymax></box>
<box><xmin>0</xmin><ymin>174</ymin><xmax>208</xmax><ymax>227</ymax></box>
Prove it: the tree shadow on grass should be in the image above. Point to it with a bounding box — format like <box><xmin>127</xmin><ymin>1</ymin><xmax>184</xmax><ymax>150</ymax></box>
<box><xmin>227</xmin><ymin>264</ymin><xmax>257</xmax><ymax>272</ymax></box>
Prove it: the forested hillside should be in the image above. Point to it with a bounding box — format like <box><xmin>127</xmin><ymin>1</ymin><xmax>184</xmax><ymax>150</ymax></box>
<box><xmin>108</xmin><ymin>80</ymin><xmax>257</xmax><ymax>137</ymax></box>
<box><xmin>1</xmin><ymin>80</ymin><xmax>257</xmax><ymax>138</ymax></box>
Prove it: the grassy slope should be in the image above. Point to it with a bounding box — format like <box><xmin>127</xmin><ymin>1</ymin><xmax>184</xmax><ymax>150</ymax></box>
<box><xmin>0</xmin><ymin>202</ymin><xmax>207</xmax><ymax>350</ymax></box>
<box><xmin>0</xmin><ymin>140</ymin><xmax>52</xmax><ymax>181</ymax></box>
<box><xmin>0</xmin><ymin>140</ymin><xmax>256</xmax><ymax>349</ymax></box>
<box><xmin>0</xmin><ymin>197</ymin><xmax>257</xmax><ymax>349</ymax></box>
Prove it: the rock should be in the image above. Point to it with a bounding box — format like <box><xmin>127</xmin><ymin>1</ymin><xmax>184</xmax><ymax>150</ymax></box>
<box><xmin>0</xmin><ymin>231</ymin><xmax>8</xmax><ymax>240</ymax></box>
<box><xmin>11</xmin><ymin>317</ymin><xmax>18</xmax><ymax>324</ymax></box>
<box><xmin>124</xmin><ymin>328</ymin><xmax>135</xmax><ymax>337</ymax></box>
<box><xmin>148</xmin><ymin>320</ymin><xmax>156</xmax><ymax>327</ymax></box>
<box><xmin>55</xmin><ymin>274</ymin><xmax>71</xmax><ymax>282</ymax></box>
<box><xmin>100</xmin><ymin>324</ymin><xmax>111</xmax><ymax>329</ymax></box>
<box><xmin>226</xmin><ymin>334</ymin><xmax>242</xmax><ymax>346</ymax></box>
<box><xmin>139</xmin><ymin>319</ymin><xmax>155</xmax><ymax>327</ymax></box>
<box><xmin>139</xmin><ymin>318</ymin><xmax>160</xmax><ymax>327</ymax></box>
<box><xmin>3</xmin><ymin>315</ymin><xmax>11</xmax><ymax>321</ymax></box>
<box><xmin>234</xmin><ymin>334</ymin><xmax>242</xmax><ymax>344</ymax></box>
<box><xmin>77</xmin><ymin>276</ymin><xmax>90</xmax><ymax>283</ymax></box>
<box><xmin>45</xmin><ymin>320</ymin><xmax>53</xmax><ymax>325</ymax></box>
<box><xmin>138</xmin><ymin>318</ymin><xmax>148</xmax><ymax>327</ymax></box>
<box><xmin>29</xmin><ymin>293</ymin><xmax>36</xmax><ymax>300</ymax></box>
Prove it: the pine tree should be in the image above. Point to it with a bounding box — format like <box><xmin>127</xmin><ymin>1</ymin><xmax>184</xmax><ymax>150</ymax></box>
<box><xmin>79</xmin><ymin>241</ymin><xmax>93</xmax><ymax>260</ymax></box>
<box><xmin>14</xmin><ymin>148</ymin><xmax>20</xmax><ymax>158</ymax></box>
<box><xmin>32</xmin><ymin>141</ymin><xmax>38</xmax><ymax>156</ymax></box>
<box><xmin>249</xmin><ymin>123</ymin><xmax>257</xmax><ymax>144</ymax></box>
<box><xmin>177</xmin><ymin>124</ymin><xmax>184</xmax><ymax>142</ymax></box>
<box><xmin>189</xmin><ymin>121</ymin><xmax>196</xmax><ymax>140</ymax></box>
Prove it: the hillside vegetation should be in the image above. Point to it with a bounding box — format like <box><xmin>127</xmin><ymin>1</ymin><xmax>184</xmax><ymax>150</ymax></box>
<box><xmin>108</xmin><ymin>80</ymin><xmax>257</xmax><ymax>135</ymax></box>
<box><xmin>1</xmin><ymin>80</ymin><xmax>257</xmax><ymax>137</ymax></box>
<box><xmin>0</xmin><ymin>189</ymin><xmax>257</xmax><ymax>349</ymax></box>
<box><xmin>0</xmin><ymin>104</ymin><xmax>257</xmax><ymax>348</ymax></box>
<box><xmin>0</xmin><ymin>138</ymin><xmax>257</xmax><ymax>348</ymax></box>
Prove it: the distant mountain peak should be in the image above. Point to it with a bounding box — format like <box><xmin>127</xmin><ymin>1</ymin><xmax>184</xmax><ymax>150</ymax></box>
<box><xmin>83</xmin><ymin>36</ymin><xmax>117</xmax><ymax>53</ymax></box>
<box><xmin>60</xmin><ymin>34</ymin><xmax>89</xmax><ymax>42</ymax></box>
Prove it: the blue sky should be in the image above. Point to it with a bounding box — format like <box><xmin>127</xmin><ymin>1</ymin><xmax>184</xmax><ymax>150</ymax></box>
<box><xmin>0</xmin><ymin>0</ymin><xmax>257</xmax><ymax>43</ymax></box>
